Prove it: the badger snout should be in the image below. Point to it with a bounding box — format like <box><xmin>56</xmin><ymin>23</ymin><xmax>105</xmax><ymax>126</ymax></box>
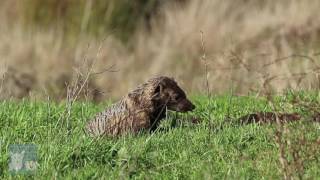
<box><xmin>175</xmin><ymin>99</ymin><xmax>195</xmax><ymax>112</ymax></box>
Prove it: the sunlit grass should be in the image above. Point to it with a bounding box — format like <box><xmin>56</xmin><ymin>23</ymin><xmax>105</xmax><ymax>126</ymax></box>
<box><xmin>0</xmin><ymin>92</ymin><xmax>319</xmax><ymax>179</ymax></box>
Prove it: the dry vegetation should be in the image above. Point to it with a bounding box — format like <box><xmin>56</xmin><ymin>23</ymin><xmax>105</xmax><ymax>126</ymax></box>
<box><xmin>1</xmin><ymin>0</ymin><xmax>320</xmax><ymax>101</ymax></box>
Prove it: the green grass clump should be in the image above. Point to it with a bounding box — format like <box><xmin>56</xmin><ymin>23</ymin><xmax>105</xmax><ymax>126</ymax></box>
<box><xmin>0</xmin><ymin>92</ymin><xmax>319</xmax><ymax>179</ymax></box>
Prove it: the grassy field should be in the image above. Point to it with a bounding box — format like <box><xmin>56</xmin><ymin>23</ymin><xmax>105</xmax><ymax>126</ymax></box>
<box><xmin>0</xmin><ymin>92</ymin><xmax>319</xmax><ymax>179</ymax></box>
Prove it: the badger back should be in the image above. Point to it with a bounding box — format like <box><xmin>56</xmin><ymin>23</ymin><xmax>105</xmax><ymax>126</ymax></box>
<box><xmin>84</xmin><ymin>78</ymin><xmax>158</xmax><ymax>137</ymax></box>
<box><xmin>84</xmin><ymin>76</ymin><xmax>185</xmax><ymax>137</ymax></box>
<box><xmin>85</xmin><ymin>99</ymin><xmax>129</xmax><ymax>136</ymax></box>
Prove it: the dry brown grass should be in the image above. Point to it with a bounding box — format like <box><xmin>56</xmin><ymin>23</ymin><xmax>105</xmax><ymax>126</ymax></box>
<box><xmin>1</xmin><ymin>0</ymin><xmax>320</xmax><ymax>100</ymax></box>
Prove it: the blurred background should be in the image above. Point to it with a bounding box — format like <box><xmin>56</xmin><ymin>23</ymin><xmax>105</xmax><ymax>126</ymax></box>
<box><xmin>0</xmin><ymin>0</ymin><xmax>320</xmax><ymax>101</ymax></box>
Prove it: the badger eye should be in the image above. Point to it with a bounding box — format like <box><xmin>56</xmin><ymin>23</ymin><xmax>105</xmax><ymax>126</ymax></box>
<box><xmin>174</xmin><ymin>95</ymin><xmax>181</xmax><ymax>101</ymax></box>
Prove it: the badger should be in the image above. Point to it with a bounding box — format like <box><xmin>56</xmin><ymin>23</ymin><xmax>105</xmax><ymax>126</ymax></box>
<box><xmin>85</xmin><ymin>76</ymin><xmax>195</xmax><ymax>137</ymax></box>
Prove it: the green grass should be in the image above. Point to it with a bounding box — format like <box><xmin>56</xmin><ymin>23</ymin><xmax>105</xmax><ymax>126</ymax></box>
<box><xmin>0</xmin><ymin>92</ymin><xmax>320</xmax><ymax>179</ymax></box>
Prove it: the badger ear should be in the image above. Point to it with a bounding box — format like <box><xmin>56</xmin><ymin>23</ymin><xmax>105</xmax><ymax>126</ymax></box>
<box><xmin>154</xmin><ymin>82</ymin><xmax>163</xmax><ymax>94</ymax></box>
<box><xmin>155</xmin><ymin>85</ymin><xmax>160</xmax><ymax>94</ymax></box>
<box><xmin>152</xmin><ymin>82</ymin><xmax>163</xmax><ymax>100</ymax></box>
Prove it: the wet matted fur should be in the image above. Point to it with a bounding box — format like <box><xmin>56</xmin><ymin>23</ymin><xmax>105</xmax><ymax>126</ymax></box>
<box><xmin>85</xmin><ymin>76</ymin><xmax>195</xmax><ymax>137</ymax></box>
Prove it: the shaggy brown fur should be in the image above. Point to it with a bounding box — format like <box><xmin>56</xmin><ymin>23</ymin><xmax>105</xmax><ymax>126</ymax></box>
<box><xmin>85</xmin><ymin>76</ymin><xmax>195</xmax><ymax>137</ymax></box>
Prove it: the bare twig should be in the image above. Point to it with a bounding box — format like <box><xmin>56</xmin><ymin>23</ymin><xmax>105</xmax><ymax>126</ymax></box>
<box><xmin>92</xmin><ymin>64</ymin><xmax>119</xmax><ymax>75</ymax></box>
<box><xmin>263</xmin><ymin>54</ymin><xmax>319</xmax><ymax>69</ymax></box>
<box><xmin>54</xmin><ymin>39</ymin><xmax>114</xmax><ymax>133</ymax></box>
